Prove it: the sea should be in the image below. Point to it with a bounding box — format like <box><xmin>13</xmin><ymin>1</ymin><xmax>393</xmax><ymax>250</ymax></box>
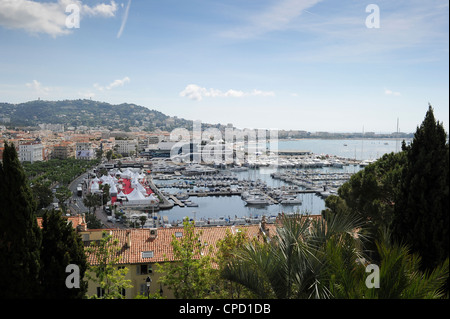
<box><xmin>152</xmin><ymin>138</ymin><xmax>409</xmax><ymax>225</ymax></box>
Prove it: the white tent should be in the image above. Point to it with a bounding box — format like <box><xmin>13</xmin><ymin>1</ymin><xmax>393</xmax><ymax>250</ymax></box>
<box><xmin>148</xmin><ymin>193</ymin><xmax>159</xmax><ymax>204</ymax></box>
<box><xmin>136</xmin><ymin>182</ymin><xmax>147</xmax><ymax>195</ymax></box>
<box><xmin>90</xmin><ymin>181</ymin><xmax>99</xmax><ymax>192</ymax></box>
<box><xmin>125</xmin><ymin>189</ymin><xmax>152</xmax><ymax>206</ymax></box>
<box><xmin>109</xmin><ymin>183</ymin><xmax>118</xmax><ymax>196</ymax></box>
<box><xmin>130</xmin><ymin>177</ymin><xmax>140</xmax><ymax>188</ymax></box>
<box><xmin>117</xmin><ymin>191</ymin><xmax>127</xmax><ymax>199</ymax></box>
<box><xmin>100</xmin><ymin>175</ymin><xmax>114</xmax><ymax>185</ymax></box>
<box><xmin>120</xmin><ymin>168</ymin><xmax>134</xmax><ymax>179</ymax></box>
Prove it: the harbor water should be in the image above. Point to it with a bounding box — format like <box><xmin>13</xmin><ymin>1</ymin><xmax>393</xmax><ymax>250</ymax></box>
<box><xmin>150</xmin><ymin>139</ymin><xmax>408</xmax><ymax>225</ymax></box>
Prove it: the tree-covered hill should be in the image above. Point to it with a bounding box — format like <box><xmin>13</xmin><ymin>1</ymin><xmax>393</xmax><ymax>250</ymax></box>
<box><xmin>0</xmin><ymin>99</ymin><xmax>196</xmax><ymax>132</ymax></box>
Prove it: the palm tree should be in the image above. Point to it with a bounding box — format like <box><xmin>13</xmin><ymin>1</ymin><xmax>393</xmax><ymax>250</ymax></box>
<box><xmin>222</xmin><ymin>213</ymin><xmax>449</xmax><ymax>299</ymax></box>
<box><xmin>139</xmin><ymin>216</ymin><xmax>147</xmax><ymax>228</ymax></box>
<box><xmin>221</xmin><ymin>212</ymin><xmax>367</xmax><ymax>299</ymax></box>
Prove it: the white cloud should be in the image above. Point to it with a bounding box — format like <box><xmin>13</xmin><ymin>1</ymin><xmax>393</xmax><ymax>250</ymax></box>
<box><xmin>82</xmin><ymin>1</ymin><xmax>117</xmax><ymax>17</ymax></box>
<box><xmin>0</xmin><ymin>0</ymin><xmax>117</xmax><ymax>37</ymax></box>
<box><xmin>222</xmin><ymin>0</ymin><xmax>323</xmax><ymax>39</ymax></box>
<box><xmin>180</xmin><ymin>84</ymin><xmax>275</xmax><ymax>101</ymax></box>
<box><xmin>385</xmin><ymin>88</ymin><xmax>401</xmax><ymax>97</ymax></box>
<box><xmin>26</xmin><ymin>80</ymin><xmax>51</xmax><ymax>95</ymax></box>
<box><xmin>94</xmin><ymin>77</ymin><xmax>130</xmax><ymax>91</ymax></box>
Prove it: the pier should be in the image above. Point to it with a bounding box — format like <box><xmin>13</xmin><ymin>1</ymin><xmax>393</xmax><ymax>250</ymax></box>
<box><xmin>169</xmin><ymin>195</ymin><xmax>185</xmax><ymax>207</ymax></box>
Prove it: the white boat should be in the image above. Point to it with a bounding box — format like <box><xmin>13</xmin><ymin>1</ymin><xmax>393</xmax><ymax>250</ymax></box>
<box><xmin>280</xmin><ymin>197</ymin><xmax>303</xmax><ymax>205</ymax></box>
<box><xmin>184</xmin><ymin>200</ymin><xmax>199</xmax><ymax>207</ymax></box>
<box><xmin>359</xmin><ymin>159</ymin><xmax>376</xmax><ymax>167</ymax></box>
<box><xmin>331</xmin><ymin>160</ymin><xmax>344</xmax><ymax>168</ymax></box>
<box><xmin>175</xmin><ymin>192</ymin><xmax>189</xmax><ymax>200</ymax></box>
<box><xmin>244</xmin><ymin>196</ymin><xmax>271</xmax><ymax>205</ymax></box>
<box><xmin>229</xmin><ymin>165</ymin><xmax>248</xmax><ymax>172</ymax></box>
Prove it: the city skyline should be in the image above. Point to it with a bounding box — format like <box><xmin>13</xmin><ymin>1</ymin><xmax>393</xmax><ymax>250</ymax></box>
<box><xmin>0</xmin><ymin>0</ymin><xmax>448</xmax><ymax>133</ymax></box>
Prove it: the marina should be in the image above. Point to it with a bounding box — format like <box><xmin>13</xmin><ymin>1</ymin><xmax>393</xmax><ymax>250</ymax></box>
<box><xmin>95</xmin><ymin>139</ymin><xmax>407</xmax><ymax>228</ymax></box>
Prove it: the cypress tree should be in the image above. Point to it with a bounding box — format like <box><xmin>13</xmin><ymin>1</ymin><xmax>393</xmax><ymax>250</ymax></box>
<box><xmin>0</xmin><ymin>142</ymin><xmax>42</xmax><ymax>298</ymax></box>
<box><xmin>39</xmin><ymin>210</ymin><xmax>88</xmax><ymax>299</ymax></box>
<box><xmin>391</xmin><ymin>105</ymin><xmax>449</xmax><ymax>271</ymax></box>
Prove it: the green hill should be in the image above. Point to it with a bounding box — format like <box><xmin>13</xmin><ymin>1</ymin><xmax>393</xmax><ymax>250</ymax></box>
<box><xmin>0</xmin><ymin>99</ymin><xmax>196</xmax><ymax>132</ymax></box>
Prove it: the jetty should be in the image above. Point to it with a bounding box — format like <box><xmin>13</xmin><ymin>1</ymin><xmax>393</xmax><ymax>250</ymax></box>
<box><xmin>168</xmin><ymin>195</ymin><xmax>185</xmax><ymax>207</ymax></box>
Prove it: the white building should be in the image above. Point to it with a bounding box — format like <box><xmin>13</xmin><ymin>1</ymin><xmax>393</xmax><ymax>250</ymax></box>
<box><xmin>19</xmin><ymin>141</ymin><xmax>44</xmax><ymax>163</ymax></box>
<box><xmin>76</xmin><ymin>142</ymin><xmax>94</xmax><ymax>160</ymax></box>
<box><xmin>115</xmin><ymin>139</ymin><xmax>137</xmax><ymax>155</ymax></box>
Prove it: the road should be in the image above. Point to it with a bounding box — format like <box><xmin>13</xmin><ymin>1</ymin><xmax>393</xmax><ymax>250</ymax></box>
<box><xmin>67</xmin><ymin>171</ymin><xmax>124</xmax><ymax>228</ymax></box>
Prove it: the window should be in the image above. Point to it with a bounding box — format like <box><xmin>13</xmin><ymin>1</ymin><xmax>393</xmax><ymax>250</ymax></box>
<box><xmin>141</xmin><ymin>251</ymin><xmax>154</xmax><ymax>258</ymax></box>
<box><xmin>138</xmin><ymin>264</ymin><xmax>153</xmax><ymax>275</ymax></box>
<box><xmin>175</xmin><ymin>232</ymin><xmax>183</xmax><ymax>238</ymax></box>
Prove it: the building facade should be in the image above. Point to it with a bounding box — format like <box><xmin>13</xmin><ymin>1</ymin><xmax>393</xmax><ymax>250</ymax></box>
<box><xmin>53</xmin><ymin>142</ymin><xmax>75</xmax><ymax>159</ymax></box>
<box><xmin>76</xmin><ymin>142</ymin><xmax>94</xmax><ymax>160</ymax></box>
<box><xmin>115</xmin><ymin>139</ymin><xmax>137</xmax><ymax>155</ymax></box>
<box><xmin>19</xmin><ymin>141</ymin><xmax>44</xmax><ymax>163</ymax></box>
<box><xmin>82</xmin><ymin>224</ymin><xmax>275</xmax><ymax>299</ymax></box>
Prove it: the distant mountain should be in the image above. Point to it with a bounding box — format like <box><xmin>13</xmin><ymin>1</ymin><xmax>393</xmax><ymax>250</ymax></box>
<box><xmin>0</xmin><ymin>99</ymin><xmax>198</xmax><ymax>132</ymax></box>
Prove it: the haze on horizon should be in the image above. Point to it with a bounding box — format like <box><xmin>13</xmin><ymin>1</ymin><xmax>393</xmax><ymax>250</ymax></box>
<box><xmin>0</xmin><ymin>0</ymin><xmax>448</xmax><ymax>134</ymax></box>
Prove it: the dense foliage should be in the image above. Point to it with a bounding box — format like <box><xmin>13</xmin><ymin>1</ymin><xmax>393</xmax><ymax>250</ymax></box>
<box><xmin>0</xmin><ymin>142</ymin><xmax>42</xmax><ymax>298</ymax></box>
<box><xmin>22</xmin><ymin>157</ymin><xmax>99</xmax><ymax>186</ymax></box>
<box><xmin>391</xmin><ymin>105</ymin><xmax>449</xmax><ymax>271</ymax></box>
<box><xmin>39</xmin><ymin>210</ymin><xmax>88</xmax><ymax>298</ymax></box>
<box><xmin>0</xmin><ymin>142</ymin><xmax>88</xmax><ymax>298</ymax></box>
<box><xmin>0</xmin><ymin>99</ymin><xmax>194</xmax><ymax>132</ymax></box>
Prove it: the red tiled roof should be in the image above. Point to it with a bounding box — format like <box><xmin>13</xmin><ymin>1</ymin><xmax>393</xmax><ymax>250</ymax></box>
<box><xmin>37</xmin><ymin>215</ymin><xmax>87</xmax><ymax>230</ymax></box>
<box><xmin>84</xmin><ymin>224</ymin><xmax>277</xmax><ymax>265</ymax></box>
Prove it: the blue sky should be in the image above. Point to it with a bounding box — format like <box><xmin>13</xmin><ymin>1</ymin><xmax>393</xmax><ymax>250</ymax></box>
<box><xmin>0</xmin><ymin>0</ymin><xmax>448</xmax><ymax>133</ymax></box>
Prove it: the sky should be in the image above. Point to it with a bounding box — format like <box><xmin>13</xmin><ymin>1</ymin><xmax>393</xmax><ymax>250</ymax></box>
<box><xmin>0</xmin><ymin>0</ymin><xmax>448</xmax><ymax>133</ymax></box>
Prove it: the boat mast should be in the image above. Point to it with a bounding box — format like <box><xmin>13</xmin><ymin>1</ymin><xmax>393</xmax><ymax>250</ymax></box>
<box><xmin>395</xmin><ymin>118</ymin><xmax>399</xmax><ymax>153</ymax></box>
<box><xmin>361</xmin><ymin>125</ymin><xmax>364</xmax><ymax>160</ymax></box>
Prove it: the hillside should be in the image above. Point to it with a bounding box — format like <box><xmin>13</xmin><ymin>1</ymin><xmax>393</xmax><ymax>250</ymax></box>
<box><xmin>0</xmin><ymin>99</ymin><xmax>196</xmax><ymax>132</ymax></box>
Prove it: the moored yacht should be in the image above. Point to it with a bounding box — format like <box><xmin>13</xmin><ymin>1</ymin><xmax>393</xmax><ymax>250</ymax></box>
<box><xmin>280</xmin><ymin>197</ymin><xmax>303</xmax><ymax>205</ymax></box>
<box><xmin>244</xmin><ymin>195</ymin><xmax>271</xmax><ymax>205</ymax></box>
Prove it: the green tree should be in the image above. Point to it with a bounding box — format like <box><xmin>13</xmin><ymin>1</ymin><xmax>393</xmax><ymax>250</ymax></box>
<box><xmin>39</xmin><ymin>210</ymin><xmax>88</xmax><ymax>298</ymax></box>
<box><xmin>367</xmin><ymin>240</ymin><xmax>448</xmax><ymax>299</ymax></box>
<box><xmin>85</xmin><ymin>212</ymin><xmax>103</xmax><ymax>229</ymax></box>
<box><xmin>221</xmin><ymin>213</ymin><xmax>366</xmax><ymax>299</ymax></box>
<box><xmin>391</xmin><ymin>104</ymin><xmax>449</xmax><ymax>271</ymax></box>
<box><xmin>139</xmin><ymin>215</ymin><xmax>147</xmax><ymax>228</ymax></box>
<box><xmin>323</xmin><ymin>151</ymin><xmax>407</xmax><ymax>260</ymax></box>
<box><xmin>32</xmin><ymin>181</ymin><xmax>53</xmax><ymax>210</ymax></box>
<box><xmin>0</xmin><ymin>141</ymin><xmax>42</xmax><ymax>298</ymax></box>
<box><xmin>213</xmin><ymin>228</ymin><xmax>256</xmax><ymax>298</ymax></box>
<box><xmin>106</xmin><ymin>150</ymin><xmax>113</xmax><ymax>161</ymax></box>
<box><xmin>156</xmin><ymin>218</ymin><xmax>215</xmax><ymax>299</ymax></box>
<box><xmin>55</xmin><ymin>185</ymin><xmax>72</xmax><ymax>214</ymax></box>
<box><xmin>86</xmin><ymin>232</ymin><xmax>132</xmax><ymax>299</ymax></box>
<box><xmin>96</xmin><ymin>148</ymin><xmax>103</xmax><ymax>160</ymax></box>
<box><xmin>83</xmin><ymin>193</ymin><xmax>102</xmax><ymax>214</ymax></box>
<box><xmin>100</xmin><ymin>183</ymin><xmax>110</xmax><ymax>206</ymax></box>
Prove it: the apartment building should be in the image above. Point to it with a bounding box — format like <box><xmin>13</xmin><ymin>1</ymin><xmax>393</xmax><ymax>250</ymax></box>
<box><xmin>115</xmin><ymin>139</ymin><xmax>137</xmax><ymax>155</ymax></box>
<box><xmin>19</xmin><ymin>141</ymin><xmax>44</xmax><ymax>163</ymax></box>
<box><xmin>53</xmin><ymin>142</ymin><xmax>75</xmax><ymax>159</ymax></box>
